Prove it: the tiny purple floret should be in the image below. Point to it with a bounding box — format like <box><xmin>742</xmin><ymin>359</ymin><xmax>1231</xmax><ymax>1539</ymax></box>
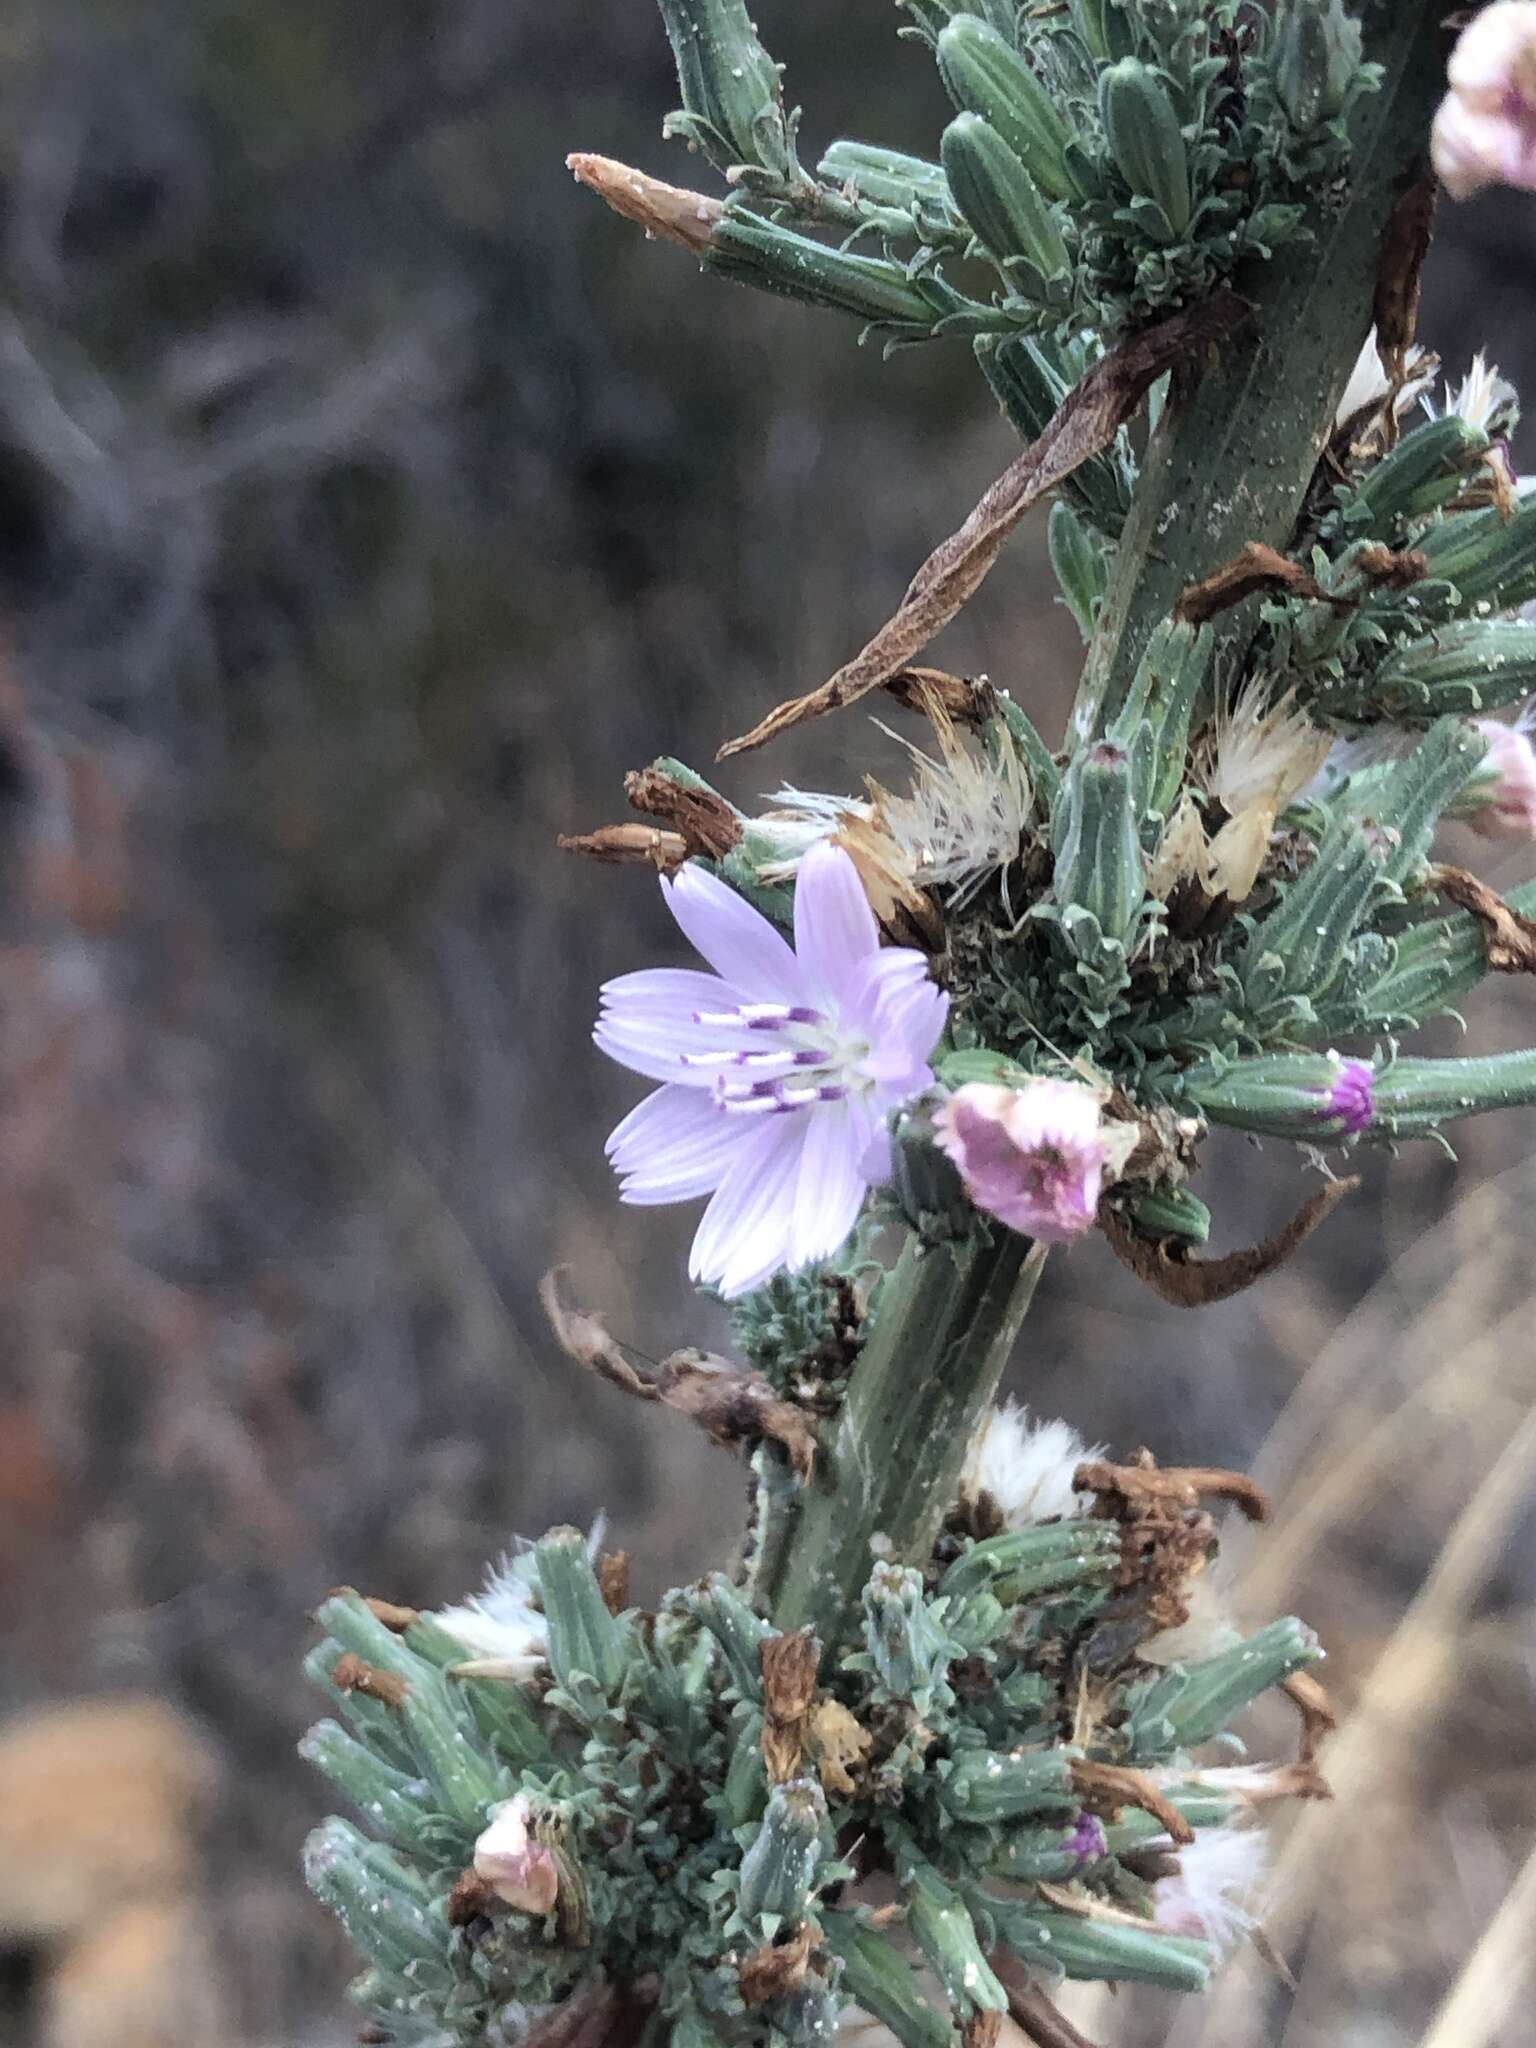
<box><xmin>1325</xmin><ymin>1059</ymin><xmax>1375</xmax><ymax>1136</ymax></box>
<box><xmin>595</xmin><ymin>842</ymin><xmax>948</xmax><ymax>1298</ymax></box>
<box><xmin>1066</xmin><ymin>1811</ymin><xmax>1107</xmax><ymax>1865</ymax></box>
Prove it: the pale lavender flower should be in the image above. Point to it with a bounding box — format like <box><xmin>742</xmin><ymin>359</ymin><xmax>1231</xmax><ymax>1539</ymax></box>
<box><xmin>474</xmin><ymin>1795</ymin><xmax>561</xmax><ymax>1915</ymax></box>
<box><xmin>597</xmin><ymin>842</ymin><xmax>947</xmax><ymax>1297</ymax></box>
<box><xmin>933</xmin><ymin>1078</ymin><xmax>1107</xmax><ymax>1244</ymax></box>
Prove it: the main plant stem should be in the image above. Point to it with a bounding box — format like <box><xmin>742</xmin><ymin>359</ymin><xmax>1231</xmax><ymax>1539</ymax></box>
<box><xmin>758</xmin><ymin>1228</ymin><xmax>1046</xmax><ymax>1651</ymax></box>
<box><xmin>1073</xmin><ymin>2</ymin><xmax>1450</xmax><ymax>738</ymax></box>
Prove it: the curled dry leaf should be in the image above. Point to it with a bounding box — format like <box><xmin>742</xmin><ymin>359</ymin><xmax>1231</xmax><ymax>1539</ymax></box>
<box><xmin>623</xmin><ymin>768</ymin><xmax>743</xmax><ymax>861</ymax></box>
<box><xmin>1173</xmin><ymin>540</ymin><xmax>1349</xmax><ymax>625</ymax></box>
<box><xmin>1097</xmin><ymin>1175</ymin><xmax>1361</xmax><ymax>1306</ymax></box>
<box><xmin>540</xmin><ymin>1273</ymin><xmax>818</xmax><ymax>1478</ymax></box>
<box><xmin>718</xmin><ymin>293</ymin><xmax>1251</xmax><ymax>760</ymax></box>
<box><xmin>737</xmin><ymin>1923</ymin><xmax>817</xmax><ymax>2007</ymax></box>
<box><xmin>760</xmin><ymin>1628</ymin><xmax>820</xmax><ymax>1783</ymax></box>
<box><xmin>331</xmin><ymin>1653</ymin><xmax>408</xmax><ymax>1709</ymax></box>
<box><xmin>1070</xmin><ymin>1758</ymin><xmax>1195</xmax><ymax>1846</ymax></box>
<box><xmin>1428</xmin><ymin>863</ymin><xmax>1536</xmax><ymax>974</ymax></box>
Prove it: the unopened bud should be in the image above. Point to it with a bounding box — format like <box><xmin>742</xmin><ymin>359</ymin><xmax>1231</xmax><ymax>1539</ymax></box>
<box><xmin>1099</xmin><ymin>58</ymin><xmax>1191</xmax><ymax>236</ymax></box>
<box><xmin>737</xmin><ymin>1778</ymin><xmax>827</xmax><ymax>1927</ymax></box>
<box><xmin>940</xmin><ymin>113</ymin><xmax>1069</xmax><ymax>290</ymax></box>
<box><xmin>1271</xmin><ymin>0</ymin><xmax>1366</xmax><ymax>132</ymax></box>
<box><xmin>937</xmin><ymin>16</ymin><xmax>1077</xmax><ymax>202</ymax></box>
<box><xmin>1178</xmin><ymin>1052</ymin><xmax>1375</xmax><ymax>1141</ymax></box>
<box><xmin>1050</xmin><ymin>740</ymin><xmax>1148</xmax><ymax>947</ymax></box>
<box><xmin>657</xmin><ymin>0</ymin><xmax>800</xmax><ymax>182</ymax></box>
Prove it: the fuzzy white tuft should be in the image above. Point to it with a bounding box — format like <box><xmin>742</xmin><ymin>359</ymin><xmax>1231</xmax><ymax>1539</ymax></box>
<box><xmin>1139</xmin><ymin>1556</ymin><xmax>1243</xmax><ymax>1668</ymax></box>
<box><xmin>874</xmin><ymin>718</ymin><xmax>1032</xmax><ymax>908</ymax></box>
<box><xmin>1334</xmin><ymin>328</ymin><xmax>1437</xmax><ymax>437</ymax></box>
<box><xmin>1429</xmin><ymin>351</ymin><xmax>1519</xmax><ymax>434</ymax></box>
<box><xmin>1152</xmin><ymin>1826</ymin><xmax>1269</xmax><ymax>1952</ymax></box>
<box><xmin>433</xmin><ymin>1550</ymin><xmax>548</xmax><ymax>1680</ymax></box>
<box><xmin>959</xmin><ymin>1401</ymin><xmax>1102</xmax><ymax>1528</ymax></box>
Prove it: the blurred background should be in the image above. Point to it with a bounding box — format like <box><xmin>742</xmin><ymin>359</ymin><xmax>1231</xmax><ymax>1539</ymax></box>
<box><xmin>0</xmin><ymin>3</ymin><xmax>1533</xmax><ymax>2044</ymax></box>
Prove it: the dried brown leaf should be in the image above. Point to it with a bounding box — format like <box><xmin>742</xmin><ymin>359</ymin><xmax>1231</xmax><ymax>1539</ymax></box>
<box><xmin>558</xmin><ymin>823</ymin><xmax>690</xmax><ymax>872</ymax></box>
<box><xmin>1428</xmin><ymin>863</ymin><xmax>1536</xmax><ymax>973</ymax></box>
<box><xmin>567</xmin><ymin>153</ymin><xmax>723</xmax><ymax>255</ymax></box>
<box><xmin>1373</xmin><ymin>170</ymin><xmax>1437</xmax><ymax>385</ymax></box>
<box><xmin>807</xmin><ymin>1698</ymin><xmax>873</xmax><ymax>1797</ymax></box>
<box><xmin>760</xmin><ymin>1628</ymin><xmax>820</xmax><ymax>1783</ymax></box>
<box><xmin>624</xmin><ymin>768</ymin><xmax>742</xmax><ymax>861</ymax></box>
<box><xmin>1098</xmin><ymin>1176</ymin><xmax>1360</xmax><ymax>1306</ymax></box>
<box><xmin>1174</xmin><ymin>541</ymin><xmax>1348</xmax><ymax>626</ymax></box>
<box><xmin>738</xmin><ymin>1925</ymin><xmax>816</xmax><ymax>2007</ymax></box>
<box><xmin>718</xmin><ymin>293</ymin><xmax>1251</xmax><ymax>759</ymax></box>
<box><xmin>1070</xmin><ymin>1758</ymin><xmax>1196</xmax><ymax>1845</ymax></box>
<box><xmin>330</xmin><ymin>1653</ymin><xmax>407</xmax><ymax>1709</ymax></box>
<box><xmin>597</xmin><ymin>1551</ymin><xmax>631</xmax><ymax>1616</ymax></box>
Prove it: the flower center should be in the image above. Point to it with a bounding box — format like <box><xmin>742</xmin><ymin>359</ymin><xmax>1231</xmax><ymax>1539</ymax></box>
<box><xmin>685</xmin><ymin>1000</ymin><xmax>872</xmax><ymax>1114</ymax></box>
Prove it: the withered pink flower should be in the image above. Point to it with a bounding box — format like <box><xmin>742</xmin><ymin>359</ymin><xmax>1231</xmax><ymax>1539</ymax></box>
<box><xmin>1466</xmin><ymin>719</ymin><xmax>1536</xmax><ymax>838</ymax></box>
<box><xmin>933</xmin><ymin>1078</ymin><xmax>1107</xmax><ymax>1244</ymax></box>
<box><xmin>473</xmin><ymin>1795</ymin><xmax>560</xmax><ymax>1916</ymax></box>
<box><xmin>1433</xmin><ymin>2</ymin><xmax>1536</xmax><ymax>200</ymax></box>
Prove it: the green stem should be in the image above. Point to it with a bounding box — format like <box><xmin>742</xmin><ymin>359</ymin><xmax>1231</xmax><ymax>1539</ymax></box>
<box><xmin>759</xmin><ymin>1227</ymin><xmax>1045</xmax><ymax>1652</ymax></box>
<box><xmin>1072</xmin><ymin>4</ymin><xmax>1450</xmax><ymax>740</ymax></box>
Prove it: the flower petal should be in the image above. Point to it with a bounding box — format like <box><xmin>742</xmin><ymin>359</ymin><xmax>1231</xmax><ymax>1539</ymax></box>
<box><xmin>595</xmin><ymin>969</ymin><xmax>764</xmax><ymax>1084</ymax></box>
<box><xmin>789</xmin><ymin>1099</ymin><xmax>868</xmax><ymax>1269</ymax></box>
<box><xmin>662</xmin><ymin>865</ymin><xmax>807</xmax><ymax>1003</ymax></box>
<box><xmin>607</xmin><ymin>1084</ymin><xmax>746</xmax><ymax>1203</ymax></box>
<box><xmin>689</xmin><ymin>1114</ymin><xmax>806</xmax><ymax>1297</ymax></box>
<box><xmin>793</xmin><ymin>841</ymin><xmax>880</xmax><ymax>1001</ymax></box>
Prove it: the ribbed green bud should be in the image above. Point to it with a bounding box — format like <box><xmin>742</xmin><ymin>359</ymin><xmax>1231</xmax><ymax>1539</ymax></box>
<box><xmin>1129</xmin><ymin>1184</ymin><xmax>1212</xmax><ymax>1245</ymax></box>
<box><xmin>1070</xmin><ymin>0</ymin><xmax>1137</xmax><ymax>63</ymax></box>
<box><xmin>988</xmin><ymin>1894</ymin><xmax>1212</xmax><ymax>1991</ymax></box>
<box><xmin>1357</xmin><ymin>877</ymin><xmax>1536</xmax><ymax>1027</ymax></box>
<box><xmin>822</xmin><ymin>1912</ymin><xmax>957</xmax><ymax>2048</ymax></box>
<box><xmin>818</xmin><ymin>139</ymin><xmax>953</xmax><ymax>214</ymax></box>
<box><xmin>975</xmin><ymin>333</ymin><xmax>1133</xmax><ymax>536</ymax></box>
<box><xmin>1271</xmin><ymin>0</ymin><xmax>1366</xmax><ymax>131</ymax></box>
<box><xmin>689</xmin><ymin>1573</ymin><xmax>772</xmax><ymax>1699</ymax></box>
<box><xmin>1098</xmin><ymin>59</ymin><xmax>1191</xmax><ymax>237</ymax></box>
<box><xmin>1125</xmin><ymin>1617</ymin><xmax>1323</xmax><ymax>1754</ymax></box>
<box><xmin>937</xmin><ymin>17</ymin><xmax>1077</xmax><ymax>202</ymax></box>
<box><xmin>722</xmin><ymin>1714</ymin><xmax>769</xmax><ymax>1825</ymax></box>
<box><xmin>1049</xmin><ymin>740</ymin><xmax>1148</xmax><ymax>947</ymax></box>
<box><xmin>935</xmin><ymin>1746</ymin><xmax>1076</xmax><ymax>1824</ymax></box>
<box><xmin>657</xmin><ymin>0</ymin><xmax>800</xmax><ymax>182</ymax></box>
<box><xmin>1241</xmin><ymin>814</ymin><xmax>1387</xmax><ymax>1008</ymax></box>
<box><xmin>1347</xmin><ymin>413</ymin><xmax>1489</xmax><ymax>535</ymax></box>
<box><xmin>1369</xmin><ymin>1050</ymin><xmax>1536</xmax><ymax>1140</ymax></box>
<box><xmin>1365</xmin><ymin>620</ymin><xmax>1536</xmax><ymax>718</ymax></box>
<box><xmin>1177</xmin><ymin>1051</ymin><xmax>1375</xmax><ymax>1142</ymax></box>
<box><xmin>300</xmin><ymin>1720</ymin><xmax>435</xmax><ymax>1849</ymax></box>
<box><xmin>737</xmin><ymin>1778</ymin><xmax>827</xmax><ymax>1927</ymax></box>
<box><xmin>535</xmin><ymin>1526</ymin><xmax>625</xmax><ymax>1697</ymax></box>
<box><xmin>303</xmin><ymin>1819</ymin><xmax>446</xmax><ymax>1977</ymax></box>
<box><xmin>941</xmin><ymin>1521</ymin><xmax>1121</xmax><ymax>1604</ymax></box>
<box><xmin>991</xmin><ymin>1819</ymin><xmax>1107</xmax><ymax>1882</ymax></box>
<box><xmin>861</xmin><ymin>1561</ymin><xmax>959</xmax><ymax>1706</ymax></box>
<box><xmin>905</xmin><ymin>1862</ymin><xmax>1007</xmax><ymax>2014</ymax></box>
<box><xmin>941</xmin><ymin>114</ymin><xmax>1069</xmax><ymax>286</ymax></box>
<box><xmin>1416</xmin><ymin>501</ymin><xmax>1536</xmax><ymax>614</ymax></box>
<box><xmin>1049</xmin><ymin>500</ymin><xmax>1108</xmax><ymax>643</ymax></box>
<box><xmin>1106</xmin><ymin>617</ymin><xmax>1210</xmax><ymax>823</ymax></box>
<box><xmin>708</xmin><ymin>216</ymin><xmax>970</xmax><ymax>333</ymax></box>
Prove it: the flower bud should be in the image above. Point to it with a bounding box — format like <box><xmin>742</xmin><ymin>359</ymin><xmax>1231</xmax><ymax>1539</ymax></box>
<box><xmin>936</xmin><ymin>1745</ymin><xmax>1076</xmax><ymax>1824</ymax></box>
<box><xmin>708</xmin><ymin>215</ymin><xmax>967</xmax><ymax>334</ymax></box>
<box><xmin>473</xmin><ymin>1794</ymin><xmax>562</xmax><ymax>1916</ymax></box>
<box><xmin>304</xmin><ymin>1819</ymin><xmax>441</xmax><ymax>1973</ymax></box>
<box><xmin>1050</xmin><ymin>740</ymin><xmax>1148</xmax><ymax>948</ymax></box>
<box><xmin>657</xmin><ymin>0</ymin><xmax>800</xmax><ymax>182</ymax></box>
<box><xmin>1125</xmin><ymin>1618</ymin><xmax>1324</xmax><ymax>1755</ymax></box>
<box><xmin>1270</xmin><ymin>0</ymin><xmax>1366</xmax><ymax>133</ymax></box>
<box><xmin>1178</xmin><ymin>1052</ymin><xmax>1375</xmax><ymax>1141</ymax></box>
<box><xmin>937</xmin><ymin>16</ymin><xmax>1077</xmax><ymax>202</ymax></box>
<box><xmin>1366</xmin><ymin>620</ymin><xmax>1536</xmax><ymax>719</ymax></box>
<box><xmin>1069</xmin><ymin>0</ymin><xmax>1137</xmax><ymax>63</ymax></box>
<box><xmin>1098</xmin><ymin>58</ymin><xmax>1191</xmax><ymax>237</ymax></box>
<box><xmin>1128</xmin><ymin>1184</ymin><xmax>1212</xmax><ymax>1245</ymax></box>
<box><xmin>822</xmin><ymin>1912</ymin><xmax>955</xmax><ymax>2048</ymax></box>
<box><xmin>934</xmin><ymin>1078</ymin><xmax>1109</xmax><ymax>1244</ymax></box>
<box><xmin>1347</xmin><ymin>413</ymin><xmax>1489</xmax><ymax>536</ymax></box>
<box><xmin>940</xmin><ymin>1519</ymin><xmax>1121</xmax><ymax>1603</ymax></box>
<box><xmin>1416</xmin><ymin>498</ymin><xmax>1536</xmax><ymax>613</ymax></box>
<box><xmin>737</xmin><ymin>1778</ymin><xmax>827</xmax><ymax>1927</ymax></box>
<box><xmin>905</xmin><ymin>1861</ymin><xmax>1007</xmax><ymax>2015</ymax></box>
<box><xmin>818</xmin><ymin>138</ymin><xmax>953</xmax><ymax>215</ymax></box>
<box><xmin>940</xmin><ymin>113</ymin><xmax>1070</xmax><ymax>288</ymax></box>
<box><xmin>860</xmin><ymin>1561</ymin><xmax>958</xmax><ymax>1707</ymax></box>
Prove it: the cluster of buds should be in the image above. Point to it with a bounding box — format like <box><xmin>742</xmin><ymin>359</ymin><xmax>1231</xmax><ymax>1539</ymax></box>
<box><xmin>304</xmin><ymin>1432</ymin><xmax>1326</xmax><ymax>2048</ymax></box>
